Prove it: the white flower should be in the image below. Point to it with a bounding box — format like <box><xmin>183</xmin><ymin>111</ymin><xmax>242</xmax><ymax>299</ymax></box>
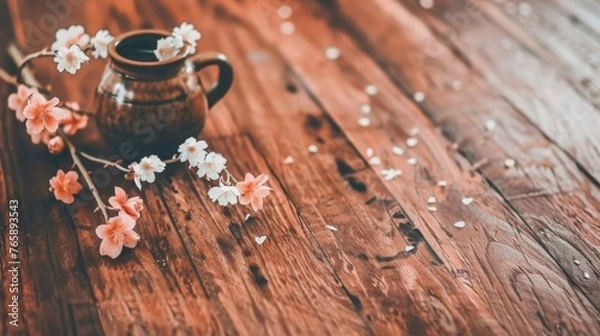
<box><xmin>208</xmin><ymin>183</ymin><xmax>240</xmax><ymax>206</ymax></box>
<box><xmin>51</xmin><ymin>25</ymin><xmax>90</xmax><ymax>50</ymax></box>
<box><xmin>178</xmin><ymin>137</ymin><xmax>207</xmax><ymax>167</ymax></box>
<box><xmin>173</xmin><ymin>22</ymin><xmax>201</xmax><ymax>54</ymax></box>
<box><xmin>154</xmin><ymin>35</ymin><xmax>184</xmax><ymax>61</ymax></box>
<box><xmin>196</xmin><ymin>152</ymin><xmax>227</xmax><ymax>181</ymax></box>
<box><xmin>131</xmin><ymin>155</ymin><xmax>166</xmax><ymax>189</ymax></box>
<box><xmin>382</xmin><ymin>168</ymin><xmax>402</xmax><ymax>181</ymax></box>
<box><xmin>53</xmin><ymin>45</ymin><xmax>90</xmax><ymax>74</ymax></box>
<box><xmin>90</xmin><ymin>29</ymin><xmax>113</xmax><ymax>59</ymax></box>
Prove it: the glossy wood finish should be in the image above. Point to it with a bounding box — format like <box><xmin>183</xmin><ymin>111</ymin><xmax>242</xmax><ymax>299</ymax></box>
<box><xmin>1</xmin><ymin>0</ymin><xmax>599</xmax><ymax>335</ymax></box>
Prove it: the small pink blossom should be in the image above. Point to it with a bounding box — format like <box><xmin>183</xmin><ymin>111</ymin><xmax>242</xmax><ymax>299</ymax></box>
<box><xmin>96</xmin><ymin>215</ymin><xmax>140</xmax><ymax>259</ymax></box>
<box><xmin>108</xmin><ymin>187</ymin><xmax>144</xmax><ymax>224</ymax></box>
<box><xmin>236</xmin><ymin>173</ymin><xmax>272</xmax><ymax>211</ymax></box>
<box><xmin>49</xmin><ymin>169</ymin><xmax>83</xmax><ymax>204</ymax></box>
<box><xmin>23</xmin><ymin>93</ymin><xmax>67</xmax><ymax>134</ymax></box>
<box><xmin>47</xmin><ymin>136</ymin><xmax>65</xmax><ymax>154</ymax></box>
<box><xmin>61</xmin><ymin>110</ymin><xmax>89</xmax><ymax>135</ymax></box>
<box><xmin>7</xmin><ymin>85</ymin><xmax>37</xmax><ymax>122</ymax></box>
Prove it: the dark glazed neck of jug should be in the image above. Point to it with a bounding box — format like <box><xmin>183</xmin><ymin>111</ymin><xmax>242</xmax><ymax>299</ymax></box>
<box><xmin>108</xmin><ymin>29</ymin><xmax>190</xmax><ymax>81</ymax></box>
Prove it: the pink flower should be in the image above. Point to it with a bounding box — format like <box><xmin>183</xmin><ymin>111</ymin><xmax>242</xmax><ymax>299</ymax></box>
<box><xmin>61</xmin><ymin>110</ymin><xmax>89</xmax><ymax>135</ymax></box>
<box><xmin>236</xmin><ymin>173</ymin><xmax>272</xmax><ymax>211</ymax></box>
<box><xmin>47</xmin><ymin>136</ymin><xmax>65</xmax><ymax>154</ymax></box>
<box><xmin>23</xmin><ymin>93</ymin><xmax>67</xmax><ymax>134</ymax></box>
<box><xmin>108</xmin><ymin>187</ymin><xmax>144</xmax><ymax>224</ymax></box>
<box><xmin>7</xmin><ymin>85</ymin><xmax>37</xmax><ymax>122</ymax></box>
<box><xmin>96</xmin><ymin>215</ymin><xmax>140</xmax><ymax>259</ymax></box>
<box><xmin>27</xmin><ymin>128</ymin><xmax>52</xmax><ymax>145</ymax></box>
<box><xmin>49</xmin><ymin>169</ymin><xmax>83</xmax><ymax>204</ymax></box>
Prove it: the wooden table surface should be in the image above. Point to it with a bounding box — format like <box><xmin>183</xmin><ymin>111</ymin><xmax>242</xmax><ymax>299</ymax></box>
<box><xmin>1</xmin><ymin>0</ymin><xmax>600</xmax><ymax>335</ymax></box>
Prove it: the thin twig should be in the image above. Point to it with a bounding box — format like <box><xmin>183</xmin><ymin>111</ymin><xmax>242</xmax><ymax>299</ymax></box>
<box><xmin>80</xmin><ymin>151</ymin><xmax>130</xmax><ymax>173</ymax></box>
<box><xmin>224</xmin><ymin>169</ymin><xmax>238</xmax><ymax>184</ymax></box>
<box><xmin>58</xmin><ymin>129</ymin><xmax>109</xmax><ymax>221</ymax></box>
<box><xmin>8</xmin><ymin>43</ymin><xmax>110</xmax><ymax>221</ymax></box>
<box><xmin>164</xmin><ymin>156</ymin><xmax>180</xmax><ymax>164</ymax></box>
<box><xmin>7</xmin><ymin>43</ymin><xmax>47</xmax><ymax>91</ymax></box>
<box><xmin>16</xmin><ymin>49</ymin><xmax>55</xmax><ymax>84</ymax></box>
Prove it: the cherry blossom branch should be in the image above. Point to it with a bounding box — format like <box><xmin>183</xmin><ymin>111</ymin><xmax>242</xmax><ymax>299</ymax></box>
<box><xmin>8</xmin><ymin>43</ymin><xmax>109</xmax><ymax>221</ymax></box>
<box><xmin>2</xmin><ymin>24</ymin><xmax>260</xmax><ymax>260</ymax></box>
<box><xmin>163</xmin><ymin>156</ymin><xmax>180</xmax><ymax>164</ymax></box>
<box><xmin>58</xmin><ymin>129</ymin><xmax>109</xmax><ymax>221</ymax></box>
<box><xmin>79</xmin><ymin>151</ymin><xmax>130</xmax><ymax>173</ymax></box>
<box><xmin>7</xmin><ymin>43</ymin><xmax>51</xmax><ymax>93</ymax></box>
<box><xmin>15</xmin><ymin>49</ymin><xmax>55</xmax><ymax>84</ymax></box>
<box><xmin>223</xmin><ymin>169</ymin><xmax>238</xmax><ymax>184</ymax></box>
<box><xmin>80</xmin><ymin>152</ymin><xmax>180</xmax><ymax>173</ymax></box>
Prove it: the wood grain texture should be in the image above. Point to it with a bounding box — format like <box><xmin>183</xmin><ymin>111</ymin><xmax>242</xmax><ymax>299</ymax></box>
<box><xmin>2</xmin><ymin>0</ymin><xmax>600</xmax><ymax>335</ymax></box>
<box><xmin>211</xmin><ymin>0</ymin><xmax>600</xmax><ymax>334</ymax></box>
<box><xmin>403</xmin><ymin>0</ymin><xmax>600</xmax><ymax>183</ymax></box>
<box><xmin>298</xmin><ymin>0</ymin><xmax>600</xmax><ymax>310</ymax></box>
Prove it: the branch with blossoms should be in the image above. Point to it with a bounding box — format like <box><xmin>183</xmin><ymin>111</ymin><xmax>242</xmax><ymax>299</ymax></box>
<box><xmin>1</xmin><ymin>23</ymin><xmax>272</xmax><ymax>259</ymax></box>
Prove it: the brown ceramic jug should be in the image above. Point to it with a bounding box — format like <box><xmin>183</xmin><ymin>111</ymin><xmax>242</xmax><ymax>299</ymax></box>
<box><xmin>95</xmin><ymin>29</ymin><xmax>233</xmax><ymax>156</ymax></box>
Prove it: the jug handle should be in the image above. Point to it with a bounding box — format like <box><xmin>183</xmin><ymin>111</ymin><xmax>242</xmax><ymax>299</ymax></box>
<box><xmin>190</xmin><ymin>52</ymin><xmax>234</xmax><ymax>108</ymax></box>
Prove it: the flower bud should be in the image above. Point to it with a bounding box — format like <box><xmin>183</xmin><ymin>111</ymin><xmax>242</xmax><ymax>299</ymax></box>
<box><xmin>48</xmin><ymin>136</ymin><xmax>65</xmax><ymax>154</ymax></box>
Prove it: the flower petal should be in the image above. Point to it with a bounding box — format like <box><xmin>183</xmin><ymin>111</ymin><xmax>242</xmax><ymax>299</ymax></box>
<box><xmin>254</xmin><ymin>186</ymin><xmax>271</xmax><ymax>198</ymax></box>
<box><xmin>26</xmin><ymin>119</ymin><xmax>44</xmax><ymax>134</ymax></box>
<box><xmin>134</xmin><ymin>176</ymin><xmax>142</xmax><ymax>190</ymax></box>
<box><xmin>114</xmin><ymin>187</ymin><xmax>127</xmax><ymax>203</ymax></box>
<box><xmin>122</xmin><ymin>230</ymin><xmax>140</xmax><ymax>248</ymax></box>
<box><xmin>251</xmin><ymin>195</ymin><xmax>264</xmax><ymax>212</ymax></box>
<box><xmin>65</xmin><ymin>171</ymin><xmax>79</xmax><ymax>182</ymax></box>
<box><xmin>65</xmin><ymin>181</ymin><xmax>82</xmax><ymax>195</ymax></box>
<box><xmin>207</xmin><ymin>186</ymin><xmax>223</xmax><ymax>202</ymax></box>
<box><xmin>43</xmin><ymin>117</ymin><xmax>59</xmax><ymax>133</ymax></box>
<box><xmin>95</xmin><ymin>224</ymin><xmax>111</xmax><ymax>239</ymax></box>
<box><xmin>256</xmin><ymin>174</ymin><xmax>269</xmax><ymax>186</ymax></box>
<box><xmin>99</xmin><ymin>238</ymin><xmax>123</xmax><ymax>259</ymax></box>
<box><xmin>120</xmin><ymin>215</ymin><xmax>136</xmax><ymax>231</ymax></box>
<box><xmin>239</xmin><ymin>193</ymin><xmax>252</xmax><ymax>205</ymax></box>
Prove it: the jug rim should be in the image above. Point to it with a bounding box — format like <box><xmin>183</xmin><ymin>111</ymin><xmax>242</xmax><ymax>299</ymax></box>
<box><xmin>108</xmin><ymin>29</ymin><xmax>190</xmax><ymax>78</ymax></box>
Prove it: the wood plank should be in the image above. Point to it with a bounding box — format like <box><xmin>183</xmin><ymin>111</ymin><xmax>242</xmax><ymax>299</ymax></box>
<box><xmin>549</xmin><ymin>0</ymin><xmax>600</xmax><ymax>39</ymax></box>
<box><xmin>396</xmin><ymin>0</ymin><xmax>600</xmax><ymax>185</ymax></box>
<box><xmin>4</xmin><ymin>0</ymin><xmax>600</xmax><ymax>334</ymax></box>
<box><xmin>148</xmin><ymin>1</ymin><xmax>527</xmax><ymax>334</ymax></box>
<box><xmin>157</xmin><ymin>135</ymin><xmax>370</xmax><ymax>336</ymax></box>
<box><xmin>0</xmin><ymin>1</ymin><xmax>102</xmax><ymax>334</ymax></box>
<box><xmin>291</xmin><ymin>0</ymin><xmax>600</xmax><ymax>314</ymax></box>
<box><xmin>479</xmin><ymin>0</ymin><xmax>600</xmax><ymax>118</ymax></box>
<box><xmin>194</xmin><ymin>21</ymin><xmax>466</xmax><ymax>336</ymax></box>
<box><xmin>195</xmin><ymin>0</ymin><xmax>600</xmax><ymax>334</ymax></box>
